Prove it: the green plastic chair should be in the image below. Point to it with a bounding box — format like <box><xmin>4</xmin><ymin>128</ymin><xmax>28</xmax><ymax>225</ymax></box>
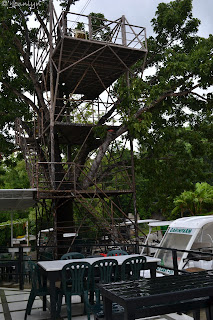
<box><xmin>24</xmin><ymin>261</ymin><xmax>60</xmax><ymax>320</ymax></box>
<box><xmin>91</xmin><ymin>258</ymin><xmax>118</xmax><ymax>287</ymax></box>
<box><xmin>0</xmin><ymin>253</ymin><xmax>12</xmax><ymax>282</ymax></box>
<box><xmin>84</xmin><ymin>258</ymin><xmax>119</xmax><ymax>320</ymax></box>
<box><xmin>23</xmin><ymin>255</ymin><xmax>32</xmax><ymax>283</ymax></box>
<box><xmin>121</xmin><ymin>255</ymin><xmax>146</xmax><ymax>281</ymax></box>
<box><xmin>107</xmin><ymin>249</ymin><xmax>128</xmax><ymax>256</ymax></box>
<box><xmin>39</xmin><ymin>251</ymin><xmax>54</xmax><ymax>261</ymax></box>
<box><xmin>58</xmin><ymin>261</ymin><xmax>91</xmax><ymax>320</ymax></box>
<box><xmin>60</xmin><ymin>252</ymin><xmax>85</xmax><ymax>260</ymax></box>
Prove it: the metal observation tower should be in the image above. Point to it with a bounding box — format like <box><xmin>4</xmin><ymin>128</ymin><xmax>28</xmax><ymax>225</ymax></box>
<box><xmin>15</xmin><ymin>1</ymin><xmax>147</xmax><ymax>256</ymax></box>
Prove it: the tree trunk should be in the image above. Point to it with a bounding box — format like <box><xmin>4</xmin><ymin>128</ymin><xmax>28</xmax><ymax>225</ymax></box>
<box><xmin>55</xmin><ymin>198</ymin><xmax>74</xmax><ymax>258</ymax></box>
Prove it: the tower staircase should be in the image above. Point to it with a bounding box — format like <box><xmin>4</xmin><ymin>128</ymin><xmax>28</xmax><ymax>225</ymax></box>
<box><xmin>15</xmin><ymin>8</ymin><xmax>147</xmax><ymax>249</ymax></box>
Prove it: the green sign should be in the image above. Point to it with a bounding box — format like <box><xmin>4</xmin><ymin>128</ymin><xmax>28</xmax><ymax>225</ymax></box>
<box><xmin>169</xmin><ymin>227</ymin><xmax>193</xmax><ymax>234</ymax></box>
<box><xmin>157</xmin><ymin>267</ymin><xmax>174</xmax><ymax>275</ymax></box>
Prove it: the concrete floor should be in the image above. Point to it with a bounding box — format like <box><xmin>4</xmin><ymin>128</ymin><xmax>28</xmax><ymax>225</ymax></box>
<box><xmin>0</xmin><ymin>283</ymin><xmax>198</xmax><ymax>320</ymax></box>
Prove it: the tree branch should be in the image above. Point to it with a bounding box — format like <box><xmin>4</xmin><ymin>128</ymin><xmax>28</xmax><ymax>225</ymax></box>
<box><xmin>83</xmin><ymin>83</ymin><xmax>202</xmax><ymax>186</ymax></box>
<box><xmin>18</xmin><ymin>8</ymin><xmax>30</xmax><ymax>57</ymax></box>
<box><xmin>2</xmin><ymin>22</ymin><xmax>48</xmax><ymax>115</ymax></box>
<box><xmin>97</xmin><ymin>100</ymin><xmax>121</xmax><ymax>125</ymax></box>
<box><xmin>1</xmin><ymin>80</ymin><xmax>39</xmax><ymax>114</ymax></box>
<box><xmin>82</xmin><ymin>133</ymin><xmax>114</xmax><ymax>189</ymax></box>
<box><xmin>34</xmin><ymin>10</ymin><xmax>50</xmax><ymax>39</ymax></box>
<box><xmin>191</xmin><ymin>91</ymin><xmax>208</xmax><ymax>101</ymax></box>
<box><xmin>65</xmin><ymin>0</ymin><xmax>79</xmax><ymax>12</ymax></box>
<box><xmin>134</xmin><ymin>84</ymin><xmax>200</xmax><ymax>119</ymax></box>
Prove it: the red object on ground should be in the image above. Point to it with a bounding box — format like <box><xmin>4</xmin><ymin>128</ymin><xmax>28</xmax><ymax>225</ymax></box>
<box><xmin>100</xmin><ymin>253</ymin><xmax>107</xmax><ymax>257</ymax></box>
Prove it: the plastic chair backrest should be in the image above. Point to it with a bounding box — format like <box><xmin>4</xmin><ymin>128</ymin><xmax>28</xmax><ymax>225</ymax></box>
<box><xmin>121</xmin><ymin>255</ymin><xmax>146</xmax><ymax>281</ymax></box>
<box><xmin>23</xmin><ymin>255</ymin><xmax>32</xmax><ymax>272</ymax></box>
<box><xmin>28</xmin><ymin>261</ymin><xmax>42</xmax><ymax>290</ymax></box>
<box><xmin>60</xmin><ymin>252</ymin><xmax>85</xmax><ymax>260</ymax></box>
<box><xmin>107</xmin><ymin>249</ymin><xmax>128</xmax><ymax>257</ymax></box>
<box><xmin>91</xmin><ymin>258</ymin><xmax>118</xmax><ymax>285</ymax></box>
<box><xmin>61</xmin><ymin>261</ymin><xmax>91</xmax><ymax>295</ymax></box>
<box><xmin>40</xmin><ymin>251</ymin><xmax>54</xmax><ymax>261</ymax></box>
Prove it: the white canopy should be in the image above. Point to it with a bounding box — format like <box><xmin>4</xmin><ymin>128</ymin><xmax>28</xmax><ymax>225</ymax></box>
<box><xmin>0</xmin><ymin>189</ymin><xmax>37</xmax><ymax>246</ymax></box>
<box><xmin>0</xmin><ymin>189</ymin><xmax>36</xmax><ymax>211</ymax></box>
<box><xmin>149</xmin><ymin>221</ymin><xmax>173</xmax><ymax>227</ymax></box>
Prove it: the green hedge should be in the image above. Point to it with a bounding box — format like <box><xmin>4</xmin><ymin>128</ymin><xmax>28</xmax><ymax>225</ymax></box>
<box><xmin>0</xmin><ymin>218</ymin><xmax>28</xmax><ymax>246</ymax></box>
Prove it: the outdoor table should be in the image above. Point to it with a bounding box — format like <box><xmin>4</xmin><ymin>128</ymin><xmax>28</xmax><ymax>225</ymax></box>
<box><xmin>98</xmin><ymin>270</ymin><xmax>213</xmax><ymax>320</ymax></box>
<box><xmin>38</xmin><ymin>254</ymin><xmax>160</xmax><ymax>320</ymax></box>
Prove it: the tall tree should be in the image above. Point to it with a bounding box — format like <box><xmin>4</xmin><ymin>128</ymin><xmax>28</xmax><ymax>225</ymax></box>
<box><xmin>0</xmin><ymin>0</ymin><xmax>213</xmax><ymax>248</ymax></box>
<box><xmin>0</xmin><ymin>0</ymin><xmax>79</xmax><ymax>155</ymax></box>
<box><xmin>130</xmin><ymin>0</ymin><xmax>213</xmax><ymax>219</ymax></box>
<box><xmin>135</xmin><ymin>124</ymin><xmax>213</xmax><ymax>219</ymax></box>
<box><xmin>0</xmin><ymin>0</ymin><xmax>212</xmax><ymax>164</ymax></box>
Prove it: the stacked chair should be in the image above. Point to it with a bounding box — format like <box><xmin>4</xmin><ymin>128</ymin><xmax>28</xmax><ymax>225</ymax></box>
<box><xmin>121</xmin><ymin>255</ymin><xmax>146</xmax><ymax>280</ymax></box>
<box><xmin>60</xmin><ymin>252</ymin><xmax>85</xmax><ymax>260</ymax></box>
<box><xmin>84</xmin><ymin>258</ymin><xmax>122</xmax><ymax>320</ymax></box>
<box><xmin>106</xmin><ymin>249</ymin><xmax>128</xmax><ymax>256</ymax></box>
<box><xmin>84</xmin><ymin>256</ymin><xmax>147</xmax><ymax>320</ymax></box>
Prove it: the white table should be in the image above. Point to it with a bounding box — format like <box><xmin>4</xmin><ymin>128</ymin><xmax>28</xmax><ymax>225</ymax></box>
<box><xmin>8</xmin><ymin>247</ymin><xmax>31</xmax><ymax>253</ymax></box>
<box><xmin>38</xmin><ymin>254</ymin><xmax>160</xmax><ymax>320</ymax></box>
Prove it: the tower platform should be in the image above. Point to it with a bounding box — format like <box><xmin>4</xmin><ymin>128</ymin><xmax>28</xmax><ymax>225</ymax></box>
<box><xmin>49</xmin><ymin>36</ymin><xmax>147</xmax><ymax>99</ymax></box>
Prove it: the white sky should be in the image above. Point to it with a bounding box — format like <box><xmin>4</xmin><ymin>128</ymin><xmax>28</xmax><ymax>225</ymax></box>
<box><xmin>65</xmin><ymin>0</ymin><xmax>213</xmax><ymax>38</ymax></box>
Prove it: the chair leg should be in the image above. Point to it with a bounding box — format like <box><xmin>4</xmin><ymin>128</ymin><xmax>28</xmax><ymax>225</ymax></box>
<box><xmin>192</xmin><ymin>309</ymin><xmax>200</xmax><ymax>320</ymax></box>
<box><xmin>206</xmin><ymin>302</ymin><xmax>213</xmax><ymax>320</ymax></box>
<box><xmin>24</xmin><ymin>291</ymin><xmax>36</xmax><ymax>320</ymax></box>
<box><xmin>206</xmin><ymin>307</ymin><xmax>211</xmax><ymax>320</ymax></box>
<box><xmin>66</xmin><ymin>295</ymin><xmax>72</xmax><ymax>320</ymax></box>
<box><xmin>56</xmin><ymin>291</ymin><xmax>63</xmax><ymax>317</ymax></box>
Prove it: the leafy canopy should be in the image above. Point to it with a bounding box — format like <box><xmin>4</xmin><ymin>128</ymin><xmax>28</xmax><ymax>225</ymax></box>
<box><xmin>0</xmin><ymin>0</ymin><xmax>79</xmax><ymax>155</ymax></box>
<box><xmin>0</xmin><ymin>0</ymin><xmax>213</xmax><ymax>220</ymax></box>
<box><xmin>172</xmin><ymin>182</ymin><xmax>213</xmax><ymax>217</ymax></box>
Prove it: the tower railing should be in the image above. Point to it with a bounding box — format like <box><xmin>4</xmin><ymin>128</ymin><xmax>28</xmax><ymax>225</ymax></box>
<box><xmin>34</xmin><ymin>11</ymin><xmax>147</xmax><ymax>74</ymax></box>
<box><xmin>59</xmin><ymin>12</ymin><xmax>147</xmax><ymax>49</ymax></box>
<box><xmin>54</xmin><ymin>98</ymin><xmax>119</xmax><ymax>126</ymax></box>
<box><xmin>36</xmin><ymin>162</ymin><xmax>133</xmax><ymax>198</ymax></box>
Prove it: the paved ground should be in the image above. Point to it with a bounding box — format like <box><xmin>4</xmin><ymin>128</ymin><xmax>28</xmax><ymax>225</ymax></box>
<box><xmin>0</xmin><ymin>286</ymin><xmax>88</xmax><ymax>320</ymax></box>
<box><xmin>0</xmin><ymin>283</ymin><xmax>197</xmax><ymax>320</ymax></box>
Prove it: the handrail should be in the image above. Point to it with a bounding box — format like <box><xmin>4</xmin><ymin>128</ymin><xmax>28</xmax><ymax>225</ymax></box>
<box><xmin>33</xmin><ymin>10</ymin><xmax>147</xmax><ymax>74</ymax></box>
<box><xmin>1</xmin><ymin>243</ymin><xmax>213</xmax><ymax>290</ymax></box>
<box><xmin>36</xmin><ymin>161</ymin><xmax>133</xmax><ymax>196</ymax></box>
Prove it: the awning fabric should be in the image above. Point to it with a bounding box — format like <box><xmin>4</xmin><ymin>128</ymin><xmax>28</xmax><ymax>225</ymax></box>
<box><xmin>0</xmin><ymin>189</ymin><xmax>37</xmax><ymax>211</ymax></box>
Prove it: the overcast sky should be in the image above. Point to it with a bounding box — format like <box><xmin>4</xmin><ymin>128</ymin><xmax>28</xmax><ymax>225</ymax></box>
<box><xmin>66</xmin><ymin>0</ymin><xmax>212</xmax><ymax>38</ymax></box>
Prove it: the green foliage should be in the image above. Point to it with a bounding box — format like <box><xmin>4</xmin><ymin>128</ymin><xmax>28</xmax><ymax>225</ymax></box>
<box><xmin>0</xmin><ymin>0</ymin><xmax>213</xmax><ymax>226</ymax></box>
<box><xmin>0</xmin><ymin>218</ymin><xmax>28</xmax><ymax>246</ymax></box>
<box><xmin>135</xmin><ymin>122</ymin><xmax>213</xmax><ymax>219</ymax></box>
<box><xmin>0</xmin><ymin>153</ymin><xmax>34</xmax><ymax>245</ymax></box>
<box><xmin>151</xmin><ymin>0</ymin><xmax>199</xmax><ymax>41</ymax></box>
<box><xmin>0</xmin><ymin>0</ymin><xmax>79</xmax><ymax>155</ymax></box>
<box><xmin>171</xmin><ymin>182</ymin><xmax>213</xmax><ymax>218</ymax></box>
<box><xmin>120</xmin><ymin>0</ymin><xmax>213</xmax><ymax>219</ymax></box>
<box><xmin>0</xmin><ymin>154</ymin><xmax>30</xmax><ymax>189</ymax></box>
<box><xmin>0</xmin><ymin>224</ymin><xmax>10</xmax><ymax>246</ymax></box>
<box><xmin>92</xmin><ymin>125</ymin><xmax>107</xmax><ymax>139</ymax></box>
<box><xmin>75</xmin><ymin>22</ymin><xmax>85</xmax><ymax>31</ymax></box>
<box><xmin>90</xmin><ymin>12</ymin><xmax>111</xmax><ymax>41</ymax></box>
<box><xmin>59</xmin><ymin>0</ymin><xmax>79</xmax><ymax>8</ymax></box>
